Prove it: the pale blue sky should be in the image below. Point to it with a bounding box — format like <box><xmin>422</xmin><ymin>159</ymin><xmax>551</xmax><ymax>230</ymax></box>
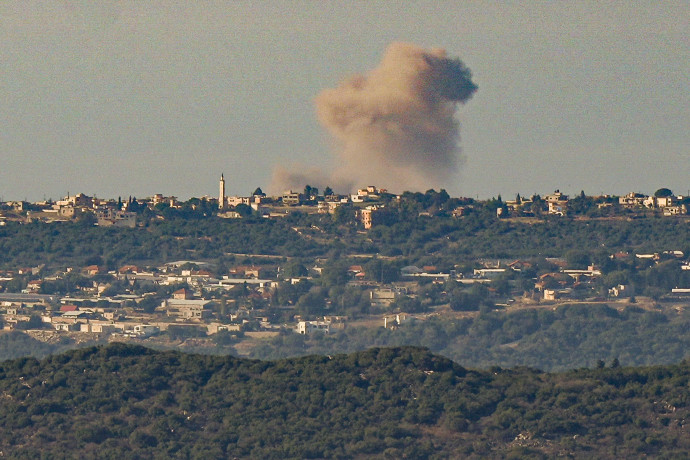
<box><xmin>1</xmin><ymin>1</ymin><xmax>688</xmax><ymax>201</ymax></box>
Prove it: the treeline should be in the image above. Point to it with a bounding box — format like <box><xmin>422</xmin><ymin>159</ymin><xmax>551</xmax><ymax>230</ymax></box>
<box><xmin>0</xmin><ymin>216</ymin><xmax>327</xmax><ymax>269</ymax></box>
<box><xmin>0</xmin><ymin>343</ymin><xmax>689</xmax><ymax>458</ymax></box>
<box><xmin>1</xmin><ymin>206</ymin><xmax>689</xmax><ymax>271</ymax></box>
<box><xmin>365</xmin><ymin>212</ymin><xmax>690</xmax><ymax>262</ymax></box>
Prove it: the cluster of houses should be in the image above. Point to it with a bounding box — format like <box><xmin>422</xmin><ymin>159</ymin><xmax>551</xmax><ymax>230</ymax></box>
<box><xmin>1</xmin><ymin>182</ymin><xmax>689</xmax><ymax>344</ymax></box>
<box><xmin>617</xmin><ymin>192</ymin><xmax>688</xmax><ymax>216</ymax></box>
<box><xmin>0</xmin><ymin>183</ymin><xmax>393</xmax><ymax>229</ymax></box>
<box><xmin>1</xmin><ymin>245</ymin><xmax>690</xmax><ymax>343</ymax></box>
<box><xmin>0</xmin><ymin>181</ymin><xmax>478</xmax><ymax>231</ymax></box>
<box><xmin>0</xmin><ymin>258</ymin><xmax>356</xmax><ymax>340</ymax></box>
<box><xmin>221</xmin><ymin>184</ymin><xmax>393</xmax><ymax>229</ymax></box>
<box><xmin>2</xmin><ymin>193</ymin><xmax>137</xmax><ymax>227</ymax></box>
<box><xmin>499</xmin><ymin>190</ymin><xmax>689</xmax><ymax>218</ymax></box>
<box><xmin>1</xmin><ymin>184</ymin><xmax>688</xmax><ymax>231</ymax></box>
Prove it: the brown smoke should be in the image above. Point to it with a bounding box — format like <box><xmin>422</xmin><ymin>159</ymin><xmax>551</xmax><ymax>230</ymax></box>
<box><xmin>270</xmin><ymin>166</ymin><xmax>344</xmax><ymax>195</ymax></box>
<box><xmin>271</xmin><ymin>42</ymin><xmax>477</xmax><ymax>194</ymax></box>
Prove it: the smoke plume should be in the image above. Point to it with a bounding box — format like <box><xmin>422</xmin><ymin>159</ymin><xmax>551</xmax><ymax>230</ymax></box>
<box><xmin>271</xmin><ymin>42</ymin><xmax>477</xmax><ymax>194</ymax></box>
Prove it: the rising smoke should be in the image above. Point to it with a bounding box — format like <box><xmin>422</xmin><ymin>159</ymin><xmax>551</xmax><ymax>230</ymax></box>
<box><xmin>271</xmin><ymin>42</ymin><xmax>477</xmax><ymax>194</ymax></box>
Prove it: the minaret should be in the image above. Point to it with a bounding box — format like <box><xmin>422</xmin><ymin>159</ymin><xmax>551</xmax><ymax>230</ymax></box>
<box><xmin>219</xmin><ymin>174</ymin><xmax>226</xmax><ymax>209</ymax></box>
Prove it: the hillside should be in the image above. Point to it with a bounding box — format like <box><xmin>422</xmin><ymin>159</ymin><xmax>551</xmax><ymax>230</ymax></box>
<box><xmin>0</xmin><ymin>331</ymin><xmax>63</xmax><ymax>361</ymax></box>
<box><xmin>243</xmin><ymin>303</ymin><xmax>690</xmax><ymax>371</ymax></box>
<box><xmin>4</xmin><ymin>303</ymin><xmax>690</xmax><ymax>374</ymax></box>
<box><xmin>0</xmin><ymin>344</ymin><xmax>688</xmax><ymax>458</ymax></box>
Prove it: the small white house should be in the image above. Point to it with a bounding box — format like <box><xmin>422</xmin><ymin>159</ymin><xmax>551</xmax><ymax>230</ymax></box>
<box><xmin>132</xmin><ymin>324</ymin><xmax>160</xmax><ymax>337</ymax></box>
<box><xmin>296</xmin><ymin>321</ymin><xmax>330</xmax><ymax>335</ymax></box>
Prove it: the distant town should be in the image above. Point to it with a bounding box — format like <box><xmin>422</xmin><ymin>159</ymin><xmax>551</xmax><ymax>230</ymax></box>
<box><xmin>0</xmin><ymin>177</ymin><xmax>689</xmax><ymax>355</ymax></box>
<box><xmin>2</xmin><ymin>176</ymin><xmax>688</xmax><ymax>227</ymax></box>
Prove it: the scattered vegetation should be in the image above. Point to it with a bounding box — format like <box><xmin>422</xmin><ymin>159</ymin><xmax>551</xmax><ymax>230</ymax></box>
<box><xmin>242</xmin><ymin>303</ymin><xmax>690</xmax><ymax>370</ymax></box>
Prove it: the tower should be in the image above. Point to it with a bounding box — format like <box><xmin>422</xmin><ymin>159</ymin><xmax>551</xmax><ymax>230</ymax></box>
<box><xmin>219</xmin><ymin>174</ymin><xmax>226</xmax><ymax>209</ymax></box>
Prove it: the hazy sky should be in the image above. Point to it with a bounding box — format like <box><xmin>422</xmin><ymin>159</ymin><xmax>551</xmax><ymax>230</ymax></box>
<box><xmin>1</xmin><ymin>1</ymin><xmax>688</xmax><ymax>201</ymax></box>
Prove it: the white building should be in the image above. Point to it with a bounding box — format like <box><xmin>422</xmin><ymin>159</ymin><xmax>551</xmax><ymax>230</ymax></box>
<box><xmin>296</xmin><ymin>320</ymin><xmax>330</xmax><ymax>334</ymax></box>
<box><xmin>473</xmin><ymin>268</ymin><xmax>507</xmax><ymax>279</ymax></box>
<box><xmin>132</xmin><ymin>324</ymin><xmax>160</xmax><ymax>337</ymax></box>
<box><xmin>663</xmin><ymin>205</ymin><xmax>687</xmax><ymax>216</ymax></box>
<box><xmin>384</xmin><ymin>314</ymin><xmax>408</xmax><ymax>328</ymax></box>
<box><xmin>97</xmin><ymin>209</ymin><xmax>136</xmax><ymax>228</ymax></box>
<box><xmin>162</xmin><ymin>299</ymin><xmax>213</xmax><ymax>320</ymax></box>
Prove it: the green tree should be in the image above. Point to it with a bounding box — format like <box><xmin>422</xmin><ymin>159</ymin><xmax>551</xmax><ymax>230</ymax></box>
<box><xmin>4</xmin><ymin>277</ymin><xmax>26</xmax><ymax>293</ymax></box>
<box><xmin>450</xmin><ymin>291</ymin><xmax>480</xmax><ymax>311</ymax></box>
<box><xmin>491</xmin><ymin>278</ymin><xmax>511</xmax><ymax>296</ymax></box>
<box><xmin>281</xmin><ymin>260</ymin><xmax>308</xmax><ymax>279</ymax></box>
<box><xmin>363</xmin><ymin>259</ymin><xmax>399</xmax><ymax>284</ymax></box>
<box><xmin>391</xmin><ymin>295</ymin><xmax>425</xmax><ymax>313</ymax></box>
<box><xmin>139</xmin><ymin>296</ymin><xmax>159</xmax><ymax>314</ymax></box>
<box><xmin>76</xmin><ymin>212</ymin><xmax>97</xmax><ymax>227</ymax></box>
<box><xmin>333</xmin><ymin>205</ymin><xmax>356</xmax><ymax>225</ymax></box>
<box><xmin>14</xmin><ymin>314</ymin><xmax>45</xmax><ymax>330</ymax></box>
<box><xmin>303</xmin><ymin>185</ymin><xmax>318</xmax><ymax>200</ymax></box>
<box><xmin>320</xmin><ymin>260</ymin><xmax>350</xmax><ymax>288</ymax></box>
<box><xmin>234</xmin><ymin>203</ymin><xmax>252</xmax><ymax>217</ymax></box>
<box><xmin>565</xmin><ymin>250</ymin><xmax>591</xmax><ymax>269</ymax></box>
<box><xmin>296</xmin><ymin>288</ymin><xmax>327</xmax><ymax>316</ymax></box>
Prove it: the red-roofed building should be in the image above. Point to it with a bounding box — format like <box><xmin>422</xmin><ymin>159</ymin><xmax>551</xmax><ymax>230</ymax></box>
<box><xmin>83</xmin><ymin>265</ymin><xmax>104</xmax><ymax>276</ymax></box>
<box><xmin>26</xmin><ymin>280</ymin><xmax>43</xmax><ymax>292</ymax></box>
<box><xmin>229</xmin><ymin>266</ymin><xmax>266</xmax><ymax>279</ymax></box>
<box><xmin>60</xmin><ymin>305</ymin><xmax>78</xmax><ymax>312</ymax></box>
<box><xmin>173</xmin><ymin>288</ymin><xmax>193</xmax><ymax>300</ymax></box>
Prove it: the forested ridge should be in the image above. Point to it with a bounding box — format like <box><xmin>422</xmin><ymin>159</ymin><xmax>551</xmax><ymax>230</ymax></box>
<box><xmin>0</xmin><ymin>343</ymin><xmax>689</xmax><ymax>458</ymax></box>
<box><xmin>1</xmin><ymin>212</ymin><xmax>689</xmax><ymax>269</ymax></box>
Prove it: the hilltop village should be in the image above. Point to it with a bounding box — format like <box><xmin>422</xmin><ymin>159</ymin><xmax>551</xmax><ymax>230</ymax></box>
<box><xmin>0</xmin><ymin>179</ymin><xmax>689</xmax><ymax>354</ymax></box>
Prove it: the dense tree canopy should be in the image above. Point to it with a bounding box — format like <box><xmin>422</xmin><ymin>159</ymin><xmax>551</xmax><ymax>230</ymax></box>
<box><xmin>0</xmin><ymin>343</ymin><xmax>689</xmax><ymax>458</ymax></box>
